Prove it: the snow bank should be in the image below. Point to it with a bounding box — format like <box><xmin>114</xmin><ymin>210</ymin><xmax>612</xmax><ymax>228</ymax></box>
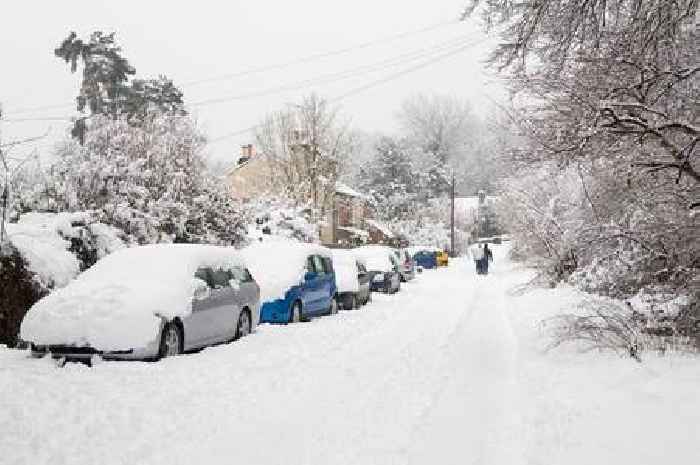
<box><xmin>20</xmin><ymin>244</ymin><xmax>245</xmax><ymax>351</ymax></box>
<box><xmin>241</xmin><ymin>238</ymin><xmax>332</xmax><ymax>303</ymax></box>
<box><xmin>354</xmin><ymin>245</ymin><xmax>395</xmax><ymax>272</ymax></box>
<box><xmin>332</xmin><ymin>249</ymin><xmax>361</xmax><ymax>293</ymax></box>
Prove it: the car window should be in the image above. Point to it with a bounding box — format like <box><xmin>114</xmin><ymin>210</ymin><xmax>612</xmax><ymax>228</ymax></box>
<box><xmin>313</xmin><ymin>255</ymin><xmax>326</xmax><ymax>275</ymax></box>
<box><xmin>306</xmin><ymin>256</ymin><xmax>317</xmax><ymax>273</ymax></box>
<box><xmin>322</xmin><ymin>256</ymin><xmax>334</xmax><ymax>274</ymax></box>
<box><xmin>210</xmin><ymin>268</ymin><xmax>232</xmax><ymax>289</ymax></box>
<box><xmin>194</xmin><ymin>267</ymin><xmax>214</xmax><ymax>288</ymax></box>
<box><xmin>389</xmin><ymin>253</ymin><xmax>399</xmax><ymax>266</ymax></box>
<box><xmin>356</xmin><ymin>261</ymin><xmax>366</xmax><ymax>273</ymax></box>
<box><xmin>230</xmin><ymin>266</ymin><xmax>253</xmax><ymax>283</ymax></box>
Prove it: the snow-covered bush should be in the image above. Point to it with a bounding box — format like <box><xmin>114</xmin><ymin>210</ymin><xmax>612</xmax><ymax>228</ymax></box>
<box><xmin>243</xmin><ymin>196</ymin><xmax>318</xmax><ymax>243</ymax></box>
<box><xmin>43</xmin><ymin>114</ymin><xmax>247</xmax><ymax>246</ymax></box>
<box><xmin>0</xmin><ymin>211</ymin><xmax>126</xmax><ymax>346</ymax></box>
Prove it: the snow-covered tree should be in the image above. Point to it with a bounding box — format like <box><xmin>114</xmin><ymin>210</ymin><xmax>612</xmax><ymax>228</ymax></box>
<box><xmin>254</xmin><ymin>94</ymin><xmax>355</xmax><ymax>221</ymax></box>
<box><xmin>43</xmin><ymin>114</ymin><xmax>247</xmax><ymax>245</ymax></box>
<box><xmin>397</xmin><ymin>93</ymin><xmax>477</xmax><ymax>196</ymax></box>
<box><xmin>55</xmin><ymin>31</ymin><xmax>185</xmax><ymax>142</ymax></box>
<box><xmin>357</xmin><ymin>136</ymin><xmax>422</xmax><ymax>220</ymax></box>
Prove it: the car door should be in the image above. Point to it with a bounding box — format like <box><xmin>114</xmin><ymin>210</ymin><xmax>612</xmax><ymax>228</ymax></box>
<box><xmin>388</xmin><ymin>253</ymin><xmax>401</xmax><ymax>291</ymax></box>
<box><xmin>301</xmin><ymin>256</ymin><xmax>321</xmax><ymax>314</ymax></box>
<box><xmin>209</xmin><ymin>268</ymin><xmax>239</xmax><ymax>341</ymax></box>
<box><xmin>357</xmin><ymin>261</ymin><xmax>370</xmax><ymax>297</ymax></box>
<box><xmin>321</xmin><ymin>256</ymin><xmax>336</xmax><ymax>301</ymax></box>
<box><xmin>310</xmin><ymin>255</ymin><xmax>329</xmax><ymax>313</ymax></box>
<box><xmin>231</xmin><ymin>266</ymin><xmax>260</xmax><ymax>326</ymax></box>
<box><xmin>187</xmin><ymin>267</ymin><xmax>236</xmax><ymax>348</ymax></box>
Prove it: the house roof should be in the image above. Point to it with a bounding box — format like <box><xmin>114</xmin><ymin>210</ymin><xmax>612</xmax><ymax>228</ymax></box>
<box><xmin>336</xmin><ymin>182</ymin><xmax>373</xmax><ymax>202</ymax></box>
<box><xmin>337</xmin><ymin>226</ymin><xmax>370</xmax><ymax>238</ymax></box>
<box><xmin>365</xmin><ymin>219</ymin><xmax>395</xmax><ymax>238</ymax></box>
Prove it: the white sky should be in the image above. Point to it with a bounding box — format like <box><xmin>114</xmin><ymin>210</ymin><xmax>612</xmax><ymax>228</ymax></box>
<box><xmin>0</xmin><ymin>0</ymin><xmax>504</xmax><ymax>168</ymax></box>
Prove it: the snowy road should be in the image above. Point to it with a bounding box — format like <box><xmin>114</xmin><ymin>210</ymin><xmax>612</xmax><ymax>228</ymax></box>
<box><xmin>2</xmin><ymin>246</ymin><xmax>699</xmax><ymax>465</ymax></box>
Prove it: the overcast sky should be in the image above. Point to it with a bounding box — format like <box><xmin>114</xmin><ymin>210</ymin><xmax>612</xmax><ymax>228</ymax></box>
<box><xmin>0</xmin><ymin>0</ymin><xmax>503</xmax><ymax>167</ymax></box>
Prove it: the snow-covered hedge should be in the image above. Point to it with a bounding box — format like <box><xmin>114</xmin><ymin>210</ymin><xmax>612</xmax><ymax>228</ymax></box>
<box><xmin>0</xmin><ymin>211</ymin><xmax>126</xmax><ymax>346</ymax></box>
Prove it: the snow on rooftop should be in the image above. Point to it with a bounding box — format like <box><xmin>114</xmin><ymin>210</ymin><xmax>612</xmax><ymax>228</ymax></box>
<box><xmin>335</xmin><ymin>182</ymin><xmax>372</xmax><ymax>202</ymax></box>
<box><xmin>365</xmin><ymin>219</ymin><xmax>395</xmax><ymax>238</ymax></box>
<box><xmin>20</xmin><ymin>244</ymin><xmax>245</xmax><ymax>351</ymax></box>
<box><xmin>338</xmin><ymin>226</ymin><xmax>369</xmax><ymax>238</ymax></box>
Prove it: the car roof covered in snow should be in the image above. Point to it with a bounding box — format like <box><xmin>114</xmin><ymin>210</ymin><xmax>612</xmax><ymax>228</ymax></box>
<box><xmin>20</xmin><ymin>244</ymin><xmax>245</xmax><ymax>351</ymax></box>
<box><xmin>241</xmin><ymin>238</ymin><xmax>332</xmax><ymax>303</ymax></box>
<box><xmin>354</xmin><ymin>245</ymin><xmax>396</xmax><ymax>272</ymax></box>
<box><xmin>332</xmin><ymin>249</ymin><xmax>364</xmax><ymax>293</ymax></box>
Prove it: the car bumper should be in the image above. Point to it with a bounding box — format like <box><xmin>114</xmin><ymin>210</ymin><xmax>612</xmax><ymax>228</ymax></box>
<box><xmin>30</xmin><ymin>342</ymin><xmax>159</xmax><ymax>362</ymax></box>
<box><xmin>260</xmin><ymin>298</ymin><xmax>293</xmax><ymax>323</ymax></box>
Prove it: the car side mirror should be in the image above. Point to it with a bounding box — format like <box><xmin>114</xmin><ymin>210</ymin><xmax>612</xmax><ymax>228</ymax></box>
<box><xmin>304</xmin><ymin>271</ymin><xmax>317</xmax><ymax>282</ymax></box>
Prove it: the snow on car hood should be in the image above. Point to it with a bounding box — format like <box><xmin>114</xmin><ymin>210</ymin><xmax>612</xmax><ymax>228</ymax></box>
<box><xmin>332</xmin><ymin>249</ymin><xmax>360</xmax><ymax>293</ymax></box>
<box><xmin>354</xmin><ymin>245</ymin><xmax>395</xmax><ymax>273</ymax></box>
<box><xmin>20</xmin><ymin>244</ymin><xmax>245</xmax><ymax>351</ymax></box>
<box><xmin>241</xmin><ymin>238</ymin><xmax>331</xmax><ymax>303</ymax></box>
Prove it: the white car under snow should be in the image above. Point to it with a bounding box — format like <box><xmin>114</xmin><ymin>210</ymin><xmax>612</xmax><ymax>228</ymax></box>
<box><xmin>21</xmin><ymin>244</ymin><xmax>260</xmax><ymax>362</ymax></box>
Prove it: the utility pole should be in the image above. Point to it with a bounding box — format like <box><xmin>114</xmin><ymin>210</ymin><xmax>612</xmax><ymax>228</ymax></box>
<box><xmin>450</xmin><ymin>173</ymin><xmax>455</xmax><ymax>257</ymax></box>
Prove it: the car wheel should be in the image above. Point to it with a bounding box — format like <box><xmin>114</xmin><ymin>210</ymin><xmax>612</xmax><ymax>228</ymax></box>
<box><xmin>289</xmin><ymin>301</ymin><xmax>302</xmax><ymax>323</ymax></box>
<box><xmin>366</xmin><ymin>291</ymin><xmax>372</xmax><ymax>304</ymax></box>
<box><xmin>235</xmin><ymin>309</ymin><xmax>251</xmax><ymax>339</ymax></box>
<box><xmin>350</xmin><ymin>294</ymin><xmax>357</xmax><ymax>310</ymax></box>
<box><xmin>159</xmin><ymin>323</ymin><xmax>182</xmax><ymax>359</ymax></box>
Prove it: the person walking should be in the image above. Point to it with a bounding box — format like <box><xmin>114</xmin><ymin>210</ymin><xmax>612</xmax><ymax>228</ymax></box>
<box><xmin>470</xmin><ymin>243</ymin><xmax>485</xmax><ymax>274</ymax></box>
<box><xmin>482</xmin><ymin>243</ymin><xmax>493</xmax><ymax>275</ymax></box>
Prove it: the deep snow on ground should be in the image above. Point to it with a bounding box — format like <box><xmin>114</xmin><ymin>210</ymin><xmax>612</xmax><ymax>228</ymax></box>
<box><xmin>1</xmin><ymin>246</ymin><xmax>698</xmax><ymax>465</ymax></box>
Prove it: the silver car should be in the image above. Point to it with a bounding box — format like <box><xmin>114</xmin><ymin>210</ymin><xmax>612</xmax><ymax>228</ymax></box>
<box><xmin>22</xmin><ymin>245</ymin><xmax>260</xmax><ymax>363</ymax></box>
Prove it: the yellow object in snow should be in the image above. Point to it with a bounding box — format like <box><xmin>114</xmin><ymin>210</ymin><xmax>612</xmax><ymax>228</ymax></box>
<box><xmin>436</xmin><ymin>251</ymin><xmax>449</xmax><ymax>266</ymax></box>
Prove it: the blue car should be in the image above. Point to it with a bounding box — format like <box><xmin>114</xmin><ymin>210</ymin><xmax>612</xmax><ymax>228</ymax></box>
<box><xmin>259</xmin><ymin>254</ymin><xmax>338</xmax><ymax>323</ymax></box>
<box><xmin>413</xmin><ymin>250</ymin><xmax>437</xmax><ymax>269</ymax></box>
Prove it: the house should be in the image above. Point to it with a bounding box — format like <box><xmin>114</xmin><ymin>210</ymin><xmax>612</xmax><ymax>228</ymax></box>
<box><xmin>321</xmin><ymin>182</ymin><xmax>375</xmax><ymax>246</ymax></box>
<box><xmin>226</xmin><ymin>145</ymin><xmax>276</xmax><ymax>201</ymax></box>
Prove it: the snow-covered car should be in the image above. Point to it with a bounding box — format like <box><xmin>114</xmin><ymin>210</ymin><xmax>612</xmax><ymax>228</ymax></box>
<box><xmin>354</xmin><ymin>245</ymin><xmax>401</xmax><ymax>294</ymax></box>
<box><xmin>332</xmin><ymin>249</ymin><xmax>371</xmax><ymax>310</ymax></box>
<box><xmin>242</xmin><ymin>239</ymin><xmax>338</xmax><ymax>323</ymax></box>
<box><xmin>393</xmin><ymin>248</ymin><xmax>416</xmax><ymax>282</ymax></box>
<box><xmin>21</xmin><ymin>245</ymin><xmax>260</xmax><ymax>362</ymax></box>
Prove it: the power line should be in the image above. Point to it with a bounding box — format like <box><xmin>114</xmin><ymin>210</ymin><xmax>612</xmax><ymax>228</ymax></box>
<box><xmin>207</xmin><ymin>36</ymin><xmax>491</xmax><ymax>145</ymax></box>
<box><xmin>181</xmin><ymin>19</ymin><xmax>459</xmax><ymax>87</ymax></box>
<box><xmin>3</xmin><ymin>18</ymin><xmax>459</xmax><ymax>117</ymax></box>
<box><xmin>189</xmin><ymin>34</ymin><xmax>476</xmax><ymax>108</ymax></box>
<box><xmin>3</xmin><ymin>33</ymin><xmax>479</xmax><ymax>124</ymax></box>
<box><xmin>0</xmin><ymin>116</ymin><xmax>74</xmax><ymax>123</ymax></box>
<box><xmin>330</xmin><ymin>37</ymin><xmax>489</xmax><ymax>102</ymax></box>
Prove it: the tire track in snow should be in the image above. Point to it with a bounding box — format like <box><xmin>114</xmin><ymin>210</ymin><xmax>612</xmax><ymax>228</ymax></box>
<box><xmin>406</xmin><ymin>259</ymin><xmax>526</xmax><ymax>465</ymax></box>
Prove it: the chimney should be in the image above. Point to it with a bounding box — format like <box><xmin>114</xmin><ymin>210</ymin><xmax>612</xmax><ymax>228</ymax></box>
<box><xmin>238</xmin><ymin>144</ymin><xmax>254</xmax><ymax>165</ymax></box>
